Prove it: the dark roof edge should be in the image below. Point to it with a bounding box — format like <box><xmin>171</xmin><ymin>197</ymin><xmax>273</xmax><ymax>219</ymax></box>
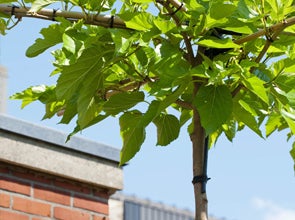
<box><xmin>0</xmin><ymin>114</ymin><xmax>120</xmax><ymax>162</ymax></box>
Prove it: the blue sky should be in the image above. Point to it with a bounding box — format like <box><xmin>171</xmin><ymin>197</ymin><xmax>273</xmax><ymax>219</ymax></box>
<box><xmin>1</xmin><ymin>17</ymin><xmax>295</xmax><ymax>220</ymax></box>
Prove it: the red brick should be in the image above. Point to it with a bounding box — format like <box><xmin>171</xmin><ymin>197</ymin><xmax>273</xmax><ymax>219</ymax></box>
<box><xmin>74</xmin><ymin>196</ymin><xmax>109</xmax><ymax>215</ymax></box>
<box><xmin>0</xmin><ymin>192</ymin><xmax>10</xmax><ymax>208</ymax></box>
<box><xmin>93</xmin><ymin>215</ymin><xmax>109</xmax><ymax>220</ymax></box>
<box><xmin>13</xmin><ymin>196</ymin><xmax>51</xmax><ymax>217</ymax></box>
<box><xmin>34</xmin><ymin>185</ymin><xmax>71</xmax><ymax>205</ymax></box>
<box><xmin>0</xmin><ymin>176</ymin><xmax>30</xmax><ymax>195</ymax></box>
<box><xmin>32</xmin><ymin>218</ymin><xmax>51</xmax><ymax>220</ymax></box>
<box><xmin>54</xmin><ymin>207</ymin><xmax>91</xmax><ymax>220</ymax></box>
<box><xmin>12</xmin><ymin>170</ymin><xmax>52</xmax><ymax>185</ymax></box>
<box><xmin>0</xmin><ymin>209</ymin><xmax>29</xmax><ymax>220</ymax></box>
<box><xmin>54</xmin><ymin>180</ymin><xmax>91</xmax><ymax>194</ymax></box>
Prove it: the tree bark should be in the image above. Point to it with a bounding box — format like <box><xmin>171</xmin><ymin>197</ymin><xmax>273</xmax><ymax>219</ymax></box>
<box><xmin>191</xmin><ymin>46</ymin><xmax>208</xmax><ymax>220</ymax></box>
<box><xmin>191</xmin><ymin>103</ymin><xmax>208</xmax><ymax>220</ymax></box>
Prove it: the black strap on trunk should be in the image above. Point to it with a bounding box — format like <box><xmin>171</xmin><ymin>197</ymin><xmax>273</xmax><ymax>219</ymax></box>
<box><xmin>192</xmin><ymin>136</ymin><xmax>210</xmax><ymax>193</ymax></box>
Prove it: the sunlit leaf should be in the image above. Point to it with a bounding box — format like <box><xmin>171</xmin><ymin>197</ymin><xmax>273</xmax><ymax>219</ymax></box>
<box><xmin>26</xmin><ymin>22</ymin><xmax>68</xmax><ymax>57</ymax></box>
<box><xmin>233</xmin><ymin>99</ymin><xmax>263</xmax><ymax>137</ymax></box>
<box><xmin>29</xmin><ymin>0</ymin><xmax>58</xmax><ymax>12</ymax></box>
<box><xmin>265</xmin><ymin>112</ymin><xmax>282</xmax><ymax>137</ymax></box>
<box><xmin>243</xmin><ymin>77</ymin><xmax>269</xmax><ymax>104</ymax></box>
<box><xmin>120</xmin><ymin>12</ymin><xmax>154</xmax><ymax>31</ymax></box>
<box><xmin>210</xmin><ymin>2</ymin><xmax>236</xmax><ymax>19</ymax></box>
<box><xmin>103</xmin><ymin>91</ymin><xmax>145</xmax><ymax>115</ymax></box>
<box><xmin>194</xmin><ymin>85</ymin><xmax>233</xmax><ymax>135</ymax></box>
<box><xmin>281</xmin><ymin>108</ymin><xmax>295</xmax><ymax>134</ymax></box>
<box><xmin>197</xmin><ymin>37</ymin><xmax>240</xmax><ymax>49</ymax></box>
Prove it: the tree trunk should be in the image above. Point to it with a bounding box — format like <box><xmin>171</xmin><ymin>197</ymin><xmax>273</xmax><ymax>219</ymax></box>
<box><xmin>190</xmin><ymin>46</ymin><xmax>208</xmax><ymax>220</ymax></box>
<box><xmin>191</xmin><ymin>105</ymin><xmax>208</xmax><ymax>220</ymax></box>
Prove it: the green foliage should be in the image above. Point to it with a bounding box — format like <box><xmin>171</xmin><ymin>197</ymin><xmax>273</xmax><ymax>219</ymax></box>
<box><xmin>194</xmin><ymin>85</ymin><xmax>232</xmax><ymax>135</ymax></box>
<box><xmin>2</xmin><ymin>0</ymin><xmax>295</xmax><ymax>168</ymax></box>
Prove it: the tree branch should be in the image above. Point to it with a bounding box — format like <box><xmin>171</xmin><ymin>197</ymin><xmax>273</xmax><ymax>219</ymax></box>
<box><xmin>2</xmin><ymin>3</ymin><xmax>295</xmax><ymax>48</ymax></box>
<box><xmin>255</xmin><ymin>27</ymin><xmax>284</xmax><ymax>63</ymax></box>
<box><xmin>0</xmin><ymin>1</ymin><xmax>187</xmax><ymax>29</ymax></box>
<box><xmin>234</xmin><ymin>17</ymin><xmax>295</xmax><ymax>45</ymax></box>
<box><xmin>175</xmin><ymin>99</ymin><xmax>193</xmax><ymax>109</ymax></box>
<box><xmin>156</xmin><ymin>0</ymin><xmax>195</xmax><ymax>65</ymax></box>
<box><xmin>0</xmin><ymin>4</ymin><xmax>127</xmax><ymax>28</ymax></box>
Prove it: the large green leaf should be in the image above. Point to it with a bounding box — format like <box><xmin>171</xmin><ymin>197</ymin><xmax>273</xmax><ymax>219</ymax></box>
<box><xmin>153</xmin><ymin>114</ymin><xmax>180</xmax><ymax>146</ymax></box>
<box><xmin>26</xmin><ymin>22</ymin><xmax>67</xmax><ymax>57</ymax></box>
<box><xmin>153</xmin><ymin>19</ymin><xmax>176</xmax><ymax>34</ymax></box>
<box><xmin>103</xmin><ymin>91</ymin><xmax>145</xmax><ymax>115</ymax></box>
<box><xmin>197</xmin><ymin>37</ymin><xmax>240</xmax><ymax>49</ymax></box>
<box><xmin>233</xmin><ymin>99</ymin><xmax>263</xmax><ymax>137</ymax></box>
<box><xmin>242</xmin><ymin>76</ymin><xmax>269</xmax><ymax>104</ymax></box>
<box><xmin>56</xmin><ymin>47</ymin><xmax>108</xmax><ymax>100</ymax></box>
<box><xmin>119</xmin><ymin>111</ymin><xmax>146</xmax><ymax>165</ymax></box>
<box><xmin>76</xmin><ymin>72</ymin><xmax>104</xmax><ymax>128</ymax></box>
<box><xmin>119</xmin><ymin>12</ymin><xmax>154</xmax><ymax>31</ymax></box>
<box><xmin>194</xmin><ymin>85</ymin><xmax>233</xmax><ymax>135</ymax></box>
<box><xmin>209</xmin><ymin>2</ymin><xmax>237</xmax><ymax>19</ymax></box>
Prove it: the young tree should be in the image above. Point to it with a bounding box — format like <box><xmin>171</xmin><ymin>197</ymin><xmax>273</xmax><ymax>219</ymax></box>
<box><xmin>1</xmin><ymin>0</ymin><xmax>295</xmax><ymax>219</ymax></box>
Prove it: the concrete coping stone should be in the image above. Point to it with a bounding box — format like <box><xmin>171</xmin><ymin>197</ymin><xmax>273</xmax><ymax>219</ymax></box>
<box><xmin>0</xmin><ymin>114</ymin><xmax>120</xmax><ymax>162</ymax></box>
<box><xmin>0</xmin><ymin>114</ymin><xmax>123</xmax><ymax>190</ymax></box>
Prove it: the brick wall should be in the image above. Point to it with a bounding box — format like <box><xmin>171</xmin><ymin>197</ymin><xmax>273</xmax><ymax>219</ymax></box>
<box><xmin>0</xmin><ymin>162</ymin><xmax>111</xmax><ymax>220</ymax></box>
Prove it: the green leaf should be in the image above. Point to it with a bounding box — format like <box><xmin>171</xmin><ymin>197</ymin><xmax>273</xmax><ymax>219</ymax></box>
<box><xmin>56</xmin><ymin>47</ymin><xmax>108</xmax><ymax>100</ymax></box>
<box><xmin>10</xmin><ymin>85</ymin><xmax>50</xmax><ymax>108</ymax></box>
<box><xmin>153</xmin><ymin>19</ymin><xmax>176</xmax><ymax>34</ymax></box>
<box><xmin>185</xmin><ymin>0</ymin><xmax>205</xmax><ymax>12</ymax></box>
<box><xmin>119</xmin><ymin>111</ymin><xmax>146</xmax><ymax>165</ymax></box>
<box><xmin>275</xmin><ymin>72</ymin><xmax>295</xmax><ymax>93</ymax></box>
<box><xmin>131</xmin><ymin>0</ymin><xmax>153</xmax><ymax>2</ymax></box>
<box><xmin>29</xmin><ymin>0</ymin><xmax>58</xmax><ymax>12</ymax></box>
<box><xmin>0</xmin><ymin>19</ymin><xmax>6</xmax><ymax>35</ymax></box>
<box><xmin>197</xmin><ymin>37</ymin><xmax>240</xmax><ymax>49</ymax></box>
<box><xmin>66</xmin><ymin>114</ymin><xmax>109</xmax><ymax>141</ymax></box>
<box><xmin>222</xmin><ymin>120</ymin><xmax>236</xmax><ymax>142</ymax></box>
<box><xmin>290</xmin><ymin>142</ymin><xmax>295</xmax><ymax>172</ymax></box>
<box><xmin>109</xmin><ymin>29</ymin><xmax>137</xmax><ymax>54</ymax></box>
<box><xmin>265</xmin><ymin>112</ymin><xmax>282</xmax><ymax>137</ymax></box>
<box><xmin>26</xmin><ymin>23</ymin><xmax>66</xmax><ymax>57</ymax></box>
<box><xmin>221</xmin><ymin>19</ymin><xmax>254</xmax><ymax>34</ymax></box>
<box><xmin>179</xmin><ymin>109</ymin><xmax>192</xmax><ymax>127</ymax></box>
<box><xmin>59</xmin><ymin>101</ymin><xmax>77</xmax><ymax>124</ymax></box>
<box><xmin>242</xmin><ymin>76</ymin><xmax>269</xmax><ymax>104</ymax></box>
<box><xmin>120</xmin><ymin>12</ymin><xmax>154</xmax><ymax>31</ymax></box>
<box><xmin>281</xmin><ymin>108</ymin><xmax>295</xmax><ymax>134</ymax></box>
<box><xmin>103</xmin><ymin>91</ymin><xmax>145</xmax><ymax>115</ymax></box>
<box><xmin>210</xmin><ymin>2</ymin><xmax>236</xmax><ymax>19</ymax></box>
<box><xmin>43</xmin><ymin>101</ymin><xmax>65</xmax><ymax>119</ymax></box>
<box><xmin>141</xmin><ymin>83</ymin><xmax>188</xmax><ymax>127</ymax></box>
<box><xmin>0</xmin><ymin>0</ymin><xmax>18</xmax><ymax>2</ymax></box>
<box><xmin>194</xmin><ymin>85</ymin><xmax>233</xmax><ymax>135</ymax></box>
<box><xmin>153</xmin><ymin>114</ymin><xmax>180</xmax><ymax>146</ymax></box>
<box><xmin>233</xmin><ymin>99</ymin><xmax>262</xmax><ymax>137</ymax></box>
